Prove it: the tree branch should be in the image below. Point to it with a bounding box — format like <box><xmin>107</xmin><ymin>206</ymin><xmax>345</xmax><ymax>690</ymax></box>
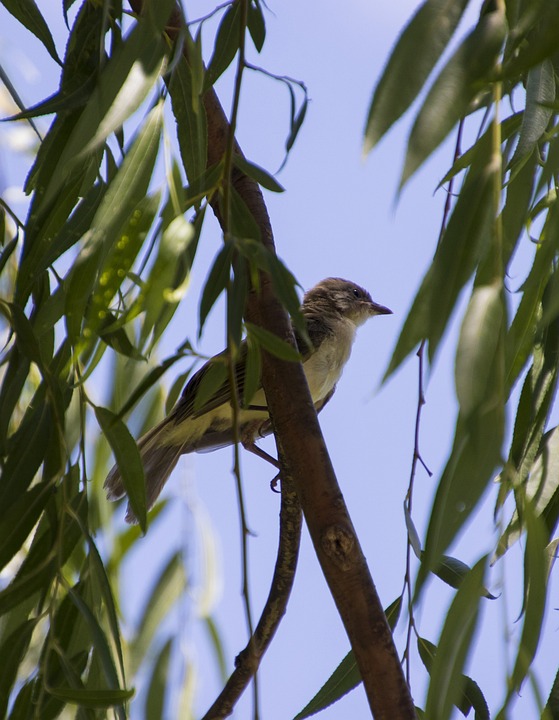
<box><xmin>201</xmin><ymin>464</ymin><xmax>302</xmax><ymax>720</ymax></box>
<box><xmin>129</xmin><ymin>2</ymin><xmax>416</xmax><ymax>717</ymax></box>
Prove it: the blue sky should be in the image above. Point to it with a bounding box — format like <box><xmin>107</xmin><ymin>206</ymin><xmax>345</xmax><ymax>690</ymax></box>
<box><xmin>1</xmin><ymin>1</ymin><xmax>558</xmax><ymax>718</ymax></box>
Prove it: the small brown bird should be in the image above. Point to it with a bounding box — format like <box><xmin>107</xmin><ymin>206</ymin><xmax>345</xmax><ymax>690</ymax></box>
<box><xmin>105</xmin><ymin>278</ymin><xmax>391</xmax><ymax>521</ymax></box>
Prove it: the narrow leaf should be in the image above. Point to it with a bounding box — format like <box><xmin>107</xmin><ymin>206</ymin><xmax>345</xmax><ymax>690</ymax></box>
<box><xmin>425</xmin><ymin>558</ymin><xmax>487</xmax><ymax>720</ymax></box>
<box><xmin>364</xmin><ymin>0</ymin><xmax>470</xmax><ymax>152</ymax></box>
<box><xmin>402</xmin><ymin>7</ymin><xmax>506</xmax><ymax>184</ymax></box>
<box><xmin>94</xmin><ymin>406</ymin><xmax>146</xmax><ymax>532</ymax></box>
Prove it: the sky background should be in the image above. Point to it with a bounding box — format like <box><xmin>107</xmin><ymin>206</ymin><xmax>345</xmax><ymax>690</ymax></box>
<box><xmin>1</xmin><ymin>1</ymin><xmax>558</xmax><ymax>718</ymax></box>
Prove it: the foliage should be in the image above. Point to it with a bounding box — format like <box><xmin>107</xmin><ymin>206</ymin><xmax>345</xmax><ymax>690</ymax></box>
<box><xmin>1</xmin><ymin>0</ymin><xmax>559</xmax><ymax>719</ymax></box>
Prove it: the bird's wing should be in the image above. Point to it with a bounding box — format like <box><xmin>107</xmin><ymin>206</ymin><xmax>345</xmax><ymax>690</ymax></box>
<box><xmin>171</xmin><ymin>343</ymin><xmax>250</xmax><ymax>424</ymax></box>
<box><xmin>171</xmin><ymin>321</ymin><xmax>320</xmax><ymax>426</ymax></box>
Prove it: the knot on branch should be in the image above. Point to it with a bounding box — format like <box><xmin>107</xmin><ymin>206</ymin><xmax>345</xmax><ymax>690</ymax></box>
<box><xmin>321</xmin><ymin>524</ymin><xmax>355</xmax><ymax>571</ymax></box>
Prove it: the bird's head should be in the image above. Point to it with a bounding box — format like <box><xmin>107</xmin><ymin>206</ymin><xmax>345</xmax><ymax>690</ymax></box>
<box><xmin>303</xmin><ymin>278</ymin><xmax>392</xmax><ymax>327</ymax></box>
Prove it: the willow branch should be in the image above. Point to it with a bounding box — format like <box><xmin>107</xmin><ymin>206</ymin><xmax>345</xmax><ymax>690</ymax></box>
<box><xmin>129</xmin><ymin>2</ymin><xmax>416</xmax><ymax>717</ymax></box>
<box><xmin>201</xmin><ymin>465</ymin><xmax>302</xmax><ymax>720</ymax></box>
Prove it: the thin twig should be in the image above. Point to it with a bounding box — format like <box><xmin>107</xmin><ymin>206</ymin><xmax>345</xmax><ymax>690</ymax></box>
<box><xmin>201</xmin><ymin>462</ymin><xmax>302</xmax><ymax>720</ymax></box>
<box><xmin>402</xmin><ymin>118</ymin><xmax>464</xmax><ymax>681</ymax></box>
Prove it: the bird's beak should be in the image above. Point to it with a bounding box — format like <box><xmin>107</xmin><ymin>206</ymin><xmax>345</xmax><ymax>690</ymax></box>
<box><xmin>369</xmin><ymin>300</ymin><xmax>392</xmax><ymax>316</ymax></box>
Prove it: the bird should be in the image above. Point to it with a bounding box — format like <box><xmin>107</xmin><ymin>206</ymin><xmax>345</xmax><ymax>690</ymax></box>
<box><xmin>104</xmin><ymin>277</ymin><xmax>392</xmax><ymax>522</ymax></box>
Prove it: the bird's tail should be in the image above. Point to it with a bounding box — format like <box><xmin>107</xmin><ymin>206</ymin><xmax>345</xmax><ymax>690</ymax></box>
<box><xmin>104</xmin><ymin>420</ymin><xmax>184</xmax><ymax>524</ymax></box>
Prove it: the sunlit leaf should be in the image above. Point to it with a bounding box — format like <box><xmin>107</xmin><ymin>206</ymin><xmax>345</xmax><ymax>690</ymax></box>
<box><xmin>455</xmin><ymin>283</ymin><xmax>503</xmax><ymax>416</ymax></box>
<box><xmin>364</xmin><ymin>0</ymin><xmax>470</xmax><ymax>153</ymax></box>
<box><xmin>402</xmin><ymin>7</ymin><xmax>506</xmax><ymax>184</ymax></box>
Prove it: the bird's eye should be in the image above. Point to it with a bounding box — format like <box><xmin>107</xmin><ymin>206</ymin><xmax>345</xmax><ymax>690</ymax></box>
<box><xmin>352</xmin><ymin>288</ymin><xmax>361</xmax><ymax>298</ymax></box>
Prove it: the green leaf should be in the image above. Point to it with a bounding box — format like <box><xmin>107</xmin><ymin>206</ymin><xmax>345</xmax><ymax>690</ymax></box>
<box><xmin>117</xmin><ymin>353</ymin><xmax>190</xmax><ymax>419</ymax></box>
<box><xmin>84</xmin><ymin>193</ymin><xmax>161</xmax><ymax>338</ymax></box>
<box><xmin>501</xmin><ymin>2</ymin><xmax>559</xmax><ymax>79</ymax></box>
<box><xmin>497</xmin><ymin>426</ymin><xmax>559</xmax><ymax>559</ymax></box>
<box><xmin>243</xmin><ymin>336</ymin><xmax>262</xmax><ymax>409</ymax></box>
<box><xmin>130</xmin><ymin>553</ymin><xmax>186</xmax><ymax>673</ymax></box>
<box><xmin>509</xmin><ymin>60</ymin><xmax>555</xmax><ymax>169</ymax></box>
<box><xmin>94</xmin><ymin>406</ymin><xmax>147</xmax><ymax>532</ymax></box>
<box><xmin>285</xmin><ymin>90</ymin><xmax>308</xmax><ymax>155</ymax></box>
<box><xmin>455</xmin><ymin>283</ymin><xmax>504</xmax><ymax>416</ymax></box>
<box><xmin>544</xmin><ymin>665</ymin><xmax>559</xmax><ymax>719</ymax></box>
<box><xmin>205</xmin><ymin>4</ymin><xmax>241</xmax><ymax>89</ymax></box>
<box><xmin>1</xmin><ymin>0</ymin><xmax>60</xmax><ymax>64</ymax></box>
<box><xmin>0</xmin><ymin>481</ymin><xmax>54</xmax><ymax>573</ymax></box>
<box><xmin>432</xmin><ymin>554</ymin><xmax>497</xmax><ymax>598</ymax></box>
<box><xmin>233</xmin><ymin>155</ymin><xmax>285</xmax><ymax>192</ymax></box>
<box><xmin>66</xmin><ymin>586</ymin><xmax>127</xmax><ymax>696</ymax></box>
<box><xmin>418</xmin><ymin>636</ymin><xmax>490</xmax><ymax>719</ymax></box>
<box><xmin>168</xmin><ymin>53</ymin><xmax>208</xmax><ymax>184</ymax></box>
<box><xmin>508</xmin><ymin>504</ymin><xmax>549</xmax><ymax>699</ymax></box>
<box><xmin>145</xmin><ymin>638</ymin><xmax>172</xmax><ymax>719</ymax></box>
<box><xmin>192</xmin><ymin>361</ymin><xmax>229</xmax><ymax>414</ymax></box>
<box><xmin>198</xmin><ymin>240</ymin><xmax>235</xmax><ymax>336</ymax></box>
<box><xmin>404</xmin><ymin>502</ymin><xmax>422</xmax><ymax>559</ymax></box>
<box><xmin>45</xmin><ymin>687</ymin><xmax>134</xmax><ymax>708</ymax></box>
<box><xmin>247</xmin><ymin>1</ymin><xmax>266</xmax><ymax>52</ymax></box>
<box><xmin>385</xmin><ymin>160</ymin><xmax>495</xmax><ymax>378</ymax></box>
<box><xmin>293</xmin><ymin>597</ymin><xmax>402</xmax><ymax>720</ymax></box>
<box><xmin>65</xmin><ymin>102</ymin><xmax>163</xmax><ymax>345</ymax></box>
<box><xmin>364</xmin><ymin>0</ymin><xmax>470</xmax><ymax>153</ymax></box>
<box><xmin>139</xmin><ymin>213</ymin><xmax>196</xmax><ymax>351</ymax></box>
<box><xmin>402</xmin><ymin>7</ymin><xmax>506</xmax><ymax>184</ymax></box>
<box><xmin>39</xmin><ymin>16</ymin><xmax>168</xmax><ymax>209</ymax></box>
<box><xmin>0</xmin><ymin>619</ymin><xmax>39</xmax><ymax>718</ymax></box>
<box><xmin>418</xmin><ymin>393</ymin><xmax>503</xmax><ymax>593</ymax></box>
<box><xmin>246</xmin><ymin>322</ymin><xmax>300</xmax><ymax>362</ymax></box>
<box><xmin>505</xmin><ymin>207</ymin><xmax>559</xmax><ymax>392</ymax></box>
<box><xmin>425</xmin><ymin>558</ymin><xmax>487</xmax><ymax>720</ymax></box>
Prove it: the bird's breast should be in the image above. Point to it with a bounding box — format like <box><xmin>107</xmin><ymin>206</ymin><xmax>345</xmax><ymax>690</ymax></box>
<box><xmin>303</xmin><ymin>324</ymin><xmax>355</xmax><ymax>402</ymax></box>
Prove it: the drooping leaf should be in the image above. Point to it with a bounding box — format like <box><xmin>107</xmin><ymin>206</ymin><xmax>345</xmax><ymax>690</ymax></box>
<box><xmin>364</xmin><ymin>0</ymin><xmax>470</xmax><ymax>153</ymax></box>
<box><xmin>65</xmin><ymin>101</ymin><xmax>163</xmax><ymax>345</ymax></box>
<box><xmin>0</xmin><ymin>481</ymin><xmax>54</xmax><ymax>573</ymax></box>
<box><xmin>509</xmin><ymin>60</ymin><xmax>555</xmax><ymax>169</ymax></box>
<box><xmin>455</xmin><ymin>283</ymin><xmax>503</xmax><ymax>417</ymax></box>
<box><xmin>168</xmin><ymin>51</ymin><xmax>208</xmax><ymax>185</ymax></box>
<box><xmin>130</xmin><ymin>553</ymin><xmax>186</xmax><ymax>673</ymax></box>
<box><xmin>145</xmin><ymin>638</ymin><xmax>172</xmax><ymax>720</ymax></box>
<box><xmin>233</xmin><ymin>154</ymin><xmax>285</xmax><ymax>192</ymax></box>
<box><xmin>245</xmin><ymin>322</ymin><xmax>300</xmax><ymax>362</ymax></box>
<box><xmin>293</xmin><ymin>597</ymin><xmax>403</xmax><ymax>720</ymax></box>
<box><xmin>1</xmin><ymin>0</ymin><xmax>60</xmax><ymax>63</ymax></box>
<box><xmin>94</xmin><ymin>406</ymin><xmax>147</xmax><ymax>532</ymax></box>
<box><xmin>205</xmin><ymin>4</ymin><xmax>241</xmax><ymax>89</ymax></box>
<box><xmin>247</xmin><ymin>0</ymin><xmax>266</xmax><ymax>52</ymax></box>
<box><xmin>402</xmin><ymin>7</ymin><xmax>506</xmax><ymax>184</ymax></box>
<box><xmin>198</xmin><ymin>240</ymin><xmax>235</xmax><ymax>336</ymax></box>
<box><xmin>424</xmin><ymin>558</ymin><xmax>487</xmax><ymax>720</ymax></box>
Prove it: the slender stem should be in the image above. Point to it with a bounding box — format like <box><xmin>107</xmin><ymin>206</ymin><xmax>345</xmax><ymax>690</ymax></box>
<box><xmin>222</xmin><ymin>2</ymin><xmax>260</xmax><ymax>716</ymax></box>
<box><xmin>402</xmin><ymin>119</ymin><xmax>464</xmax><ymax>680</ymax></box>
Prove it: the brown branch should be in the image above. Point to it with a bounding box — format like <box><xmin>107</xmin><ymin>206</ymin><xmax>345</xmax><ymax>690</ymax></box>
<box><xmin>201</xmin><ymin>464</ymin><xmax>302</xmax><ymax>720</ymax></box>
<box><xmin>129</xmin><ymin>2</ymin><xmax>416</xmax><ymax>717</ymax></box>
